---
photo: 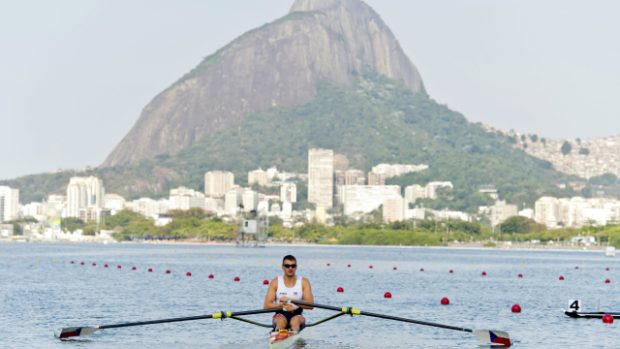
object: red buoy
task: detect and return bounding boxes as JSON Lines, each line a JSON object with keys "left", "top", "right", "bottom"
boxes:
{"left": 104, "top": 264, "right": 109, "bottom": 268}
{"left": 186, "top": 272, "right": 192, "bottom": 277}
{"left": 440, "top": 297, "right": 450, "bottom": 305}
{"left": 70, "top": 261, "right": 75, "bottom": 264}
{"left": 393, "top": 267, "right": 397, "bottom": 271}
{"left": 511, "top": 304, "right": 522, "bottom": 313}
{"left": 481, "top": 271, "right": 487, "bottom": 276}
{"left": 602, "top": 314, "right": 614, "bottom": 324}
{"left": 337, "top": 287, "right": 344, "bottom": 293}
{"left": 575, "top": 266, "right": 579, "bottom": 270}
{"left": 517, "top": 273, "right": 523, "bottom": 278}
{"left": 208, "top": 274, "right": 214, "bottom": 279}
{"left": 234, "top": 276, "right": 240, "bottom": 282}
{"left": 165, "top": 269, "right": 171, "bottom": 274}
{"left": 80, "top": 261, "right": 85, "bottom": 265}
{"left": 92, "top": 262, "right": 96, "bottom": 266}
{"left": 148, "top": 268, "right": 153, "bottom": 273}
{"left": 449, "top": 269, "right": 454, "bottom": 273}
{"left": 559, "top": 275, "right": 565, "bottom": 281}
{"left": 606, "top": 267, "right": 611, "bottom": 271}
{"left": 369, "top": 265, "right": 373, "bottom": 269}
{"left": 605, "top": 278, "right": 611, "bottom": 284}
{"left": 347, "top": 264, "right": 351, "bottom": 268}
{"left": 327, "top": 263, "right": 331, "bottom": 267}
{"left": 263, "top": 279, "right": 269, "bottom": 285}
{"left": 131, "top": 266, "right": 137, "bottom": 270}
{"left": 420, "top": 268, "right": 425, "bottom": 272}
{"left": 117, "top": 265, "right": 122, "bottom": 269}
{"left": 384, "top": 292, "right": 392, "bottom": 299}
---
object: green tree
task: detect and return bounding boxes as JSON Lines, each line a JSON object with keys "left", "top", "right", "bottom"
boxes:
{"left": 561, "top": 141, "right": 572, "bottom": 155}
{"left": 497, "top": 216, "right": 545, "bottom": 234}
{"left": 61, "top": 218, "right": 84, "bottom": 233}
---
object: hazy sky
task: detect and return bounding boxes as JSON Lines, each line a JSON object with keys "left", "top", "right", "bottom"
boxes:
{"left": 1, "top": 0, "right": 619, "bottom": 180}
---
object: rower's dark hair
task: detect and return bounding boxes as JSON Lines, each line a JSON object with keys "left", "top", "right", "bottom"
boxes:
{"left": 282, "top": 255, "right": 297, "bottom": 264}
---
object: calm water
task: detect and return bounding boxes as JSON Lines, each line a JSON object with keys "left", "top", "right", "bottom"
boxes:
{"left": 1, "top": 242, "right": 619, "bottom": 348}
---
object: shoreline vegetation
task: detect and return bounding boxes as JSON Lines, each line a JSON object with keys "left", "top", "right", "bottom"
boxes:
{"left": 42, "top": 209, "right": 620, "bottom": 250}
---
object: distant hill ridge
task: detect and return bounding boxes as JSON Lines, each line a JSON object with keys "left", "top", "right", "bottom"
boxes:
{"left": 486, "top": 125, "right": 620, "bottom": 179}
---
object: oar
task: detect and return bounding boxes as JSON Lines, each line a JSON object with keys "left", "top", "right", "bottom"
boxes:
{"left": 292, "top": 300, "right": 511, "bottom": 347}
{"left": 56, "top": 308, "right": 279, "bottom": 339}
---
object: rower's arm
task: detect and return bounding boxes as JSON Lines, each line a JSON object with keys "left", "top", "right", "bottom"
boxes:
{"left": 300, "top": 278, "right": 314, "bottom": 310}
{"left": 263, "top": 278, "right": 281, "bottom": 309}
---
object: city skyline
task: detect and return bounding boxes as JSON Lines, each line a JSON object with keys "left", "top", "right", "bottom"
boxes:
{"left": 2, "top": 0, "right": 619, "bottom": 180}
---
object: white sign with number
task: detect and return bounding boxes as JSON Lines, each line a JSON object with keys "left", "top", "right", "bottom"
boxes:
{"left": 567, "top": 299, "right": 581, "bottom": 312}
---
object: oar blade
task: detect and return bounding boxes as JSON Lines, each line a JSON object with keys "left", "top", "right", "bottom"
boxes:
{"left": 473, "top": 329, "right": 511, "bottom": 347}
{"left": 56, "top": 326, "right": 98, "bottom": 339}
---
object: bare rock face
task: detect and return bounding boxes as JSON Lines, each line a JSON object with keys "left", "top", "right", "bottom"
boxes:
{"left": 101, "top": 0, "right": 425, "bottom": 167}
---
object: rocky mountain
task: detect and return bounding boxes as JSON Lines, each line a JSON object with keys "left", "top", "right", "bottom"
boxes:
{"left": 102, "top": 0, "right": 425, "bottom": 167}
{"left": 3, "top": 0, "right": 582, "bottom": 208}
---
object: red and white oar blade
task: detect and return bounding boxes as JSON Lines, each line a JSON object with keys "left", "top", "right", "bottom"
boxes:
{"left": 473, "top": 329, "right": 511, "bottom": 347}
{"left": 56, "top": 326, "right": 98, "bottom": 339}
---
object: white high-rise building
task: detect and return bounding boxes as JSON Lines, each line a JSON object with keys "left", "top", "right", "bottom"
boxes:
{"left": 280, "top": 183, "right": 297, "bottom": 203}
{"left": 534, "top": 197, "right": 559, "bottom": 228}
{"left": 383, "top": 197, "right": 405, "bottom": 223}
{"left": 308, "top": 149, "right": 334, "bottom": 209}
{"left": 224, "top": 189, "right": 243, "bottom": 215}
{"left": 169, "top": 187, "right": 205, "bottom": 211}
{"left": 248, "top": 169, "right": 270, "bottom": 187}
{"left": 0, "top": 186, "right": 19, "bottom": 223}
{"left": 130, "top": 198, "right": 169, "bottom": 218}
{"left": 490, "top": 200, "right": 518, "bottom": 227}
{"left": 66, "top": 177, "right": 104, "bottom": 220}
{"left": 204, "top": 171, "right": 235, "bottom": 198}
{"left": 342, "top": 185, "right": 401, "bottom": 216}
{"left": 404, "top": 185, "right": 426, "bottom": 205}
{"left": 242, "top": 189, "right": 259, "bottom": 212}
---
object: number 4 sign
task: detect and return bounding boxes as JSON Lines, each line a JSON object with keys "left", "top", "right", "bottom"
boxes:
{"left": 567, "top": 299, "right": 581, "bottom": 312}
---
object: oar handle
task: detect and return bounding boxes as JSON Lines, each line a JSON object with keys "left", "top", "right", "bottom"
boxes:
{"left": 292, "top": 300, "right": 473, "bottom": 333}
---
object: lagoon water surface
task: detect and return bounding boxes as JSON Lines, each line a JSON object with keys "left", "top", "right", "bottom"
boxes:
{"left": 1, "top": 242, "right": 618, "bottom": 348}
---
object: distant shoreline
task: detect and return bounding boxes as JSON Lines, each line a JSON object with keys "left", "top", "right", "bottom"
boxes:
{"left": 0, "top": 238, "right": 613, "bottom": 254}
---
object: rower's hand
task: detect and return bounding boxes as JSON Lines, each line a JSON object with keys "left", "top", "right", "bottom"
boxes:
{"left": 282, "top": 303, "right": 296, "bottom": 312}
{"left": 279, "top": 296, "right": 290, "bottom": 304}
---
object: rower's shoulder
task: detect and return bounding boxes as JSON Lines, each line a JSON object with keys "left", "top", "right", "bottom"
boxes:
{"left": 301, "top": 276, "right": 312, "bottom": 285}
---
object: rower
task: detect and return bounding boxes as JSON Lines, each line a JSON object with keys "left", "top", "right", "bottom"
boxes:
{"left": 263, "top": 255, "right": 314, "bottom": 332}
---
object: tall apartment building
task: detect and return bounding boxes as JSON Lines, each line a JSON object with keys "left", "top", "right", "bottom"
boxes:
{"left": 367, "top": 171, "right": 385, "bottom": 185}
{"left": 0, "top": 186, "right": 19, "bottom": 223}
{"left": 280, "top": 182, "right": 297, "bottom": 203}
{"left": 383, "top": 197, "right": 405, "bottom": 223}
{"left": 404, "top": 185, "right": 426, "bottom": 205}
{"left": 248, "top": 169, "right": 270, "bottom": 187}
{"left": 308, "top": 148, "right": 334, "bottom": 209}
{"left": 66, "top": 177, "right": 104, "bottom": 221}
{"left": 489, "top": 200, "right": 518, "bottom": 227}
{"left": 204, "top": 171, "right": 235, "bottom": 198}
{"left": 534, "top": 197, "right": 559, "bottom": 228}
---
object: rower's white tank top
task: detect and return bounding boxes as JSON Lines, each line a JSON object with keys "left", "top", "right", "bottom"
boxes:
{"left": 276, "top": 275, "right": 303, "bottom": 307}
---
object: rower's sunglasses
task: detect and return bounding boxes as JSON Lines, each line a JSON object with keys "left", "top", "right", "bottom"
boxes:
{"left": 283, "top": 264, "right": 297, "bottom": 269}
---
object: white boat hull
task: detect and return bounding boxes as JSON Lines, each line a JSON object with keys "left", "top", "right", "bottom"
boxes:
{"left": 269, "top": 330, "right": 303, "bottom": 349}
